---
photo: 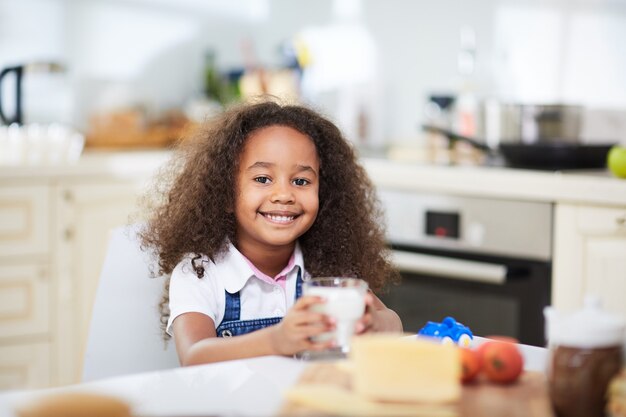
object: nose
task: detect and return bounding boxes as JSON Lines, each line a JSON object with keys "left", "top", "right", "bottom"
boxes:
{"left": 270, "top": 180, "right": 295, "bottom": 204}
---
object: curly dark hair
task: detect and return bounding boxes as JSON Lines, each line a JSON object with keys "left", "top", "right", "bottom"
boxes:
{"left": 139, "top": 99, "right": 398, "bottom": 333}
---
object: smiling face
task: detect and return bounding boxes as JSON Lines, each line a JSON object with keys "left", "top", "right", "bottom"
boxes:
{"left": 234, "top": 125, "right": 320, "bottom": 257}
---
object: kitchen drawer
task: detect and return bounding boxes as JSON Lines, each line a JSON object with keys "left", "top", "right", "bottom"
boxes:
{"left": 0, "top": 264, "right": 50, "bottom": 339}
{"left": 0, "top": 185, "right": 50, "bottom": 258}
{"left": 576, "top": 205, "right": 626, "bottom": 234}
{"left": 0, "top": 342, "right": 51, "bottom": 389}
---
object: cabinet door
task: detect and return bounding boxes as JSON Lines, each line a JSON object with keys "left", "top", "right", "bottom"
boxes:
{"left": 553, "top": 204, "right": 626, "bottom": 316}
{"left": 0, "top": 185, "right": 50, "bottom": 258}
{"left": 0, "top": 264, "right": 50, "bottom": 339}
{"left": 0, "top": 342, "right": 51, "bottom": 389}
{"left": 584, "top": 238, "right": 626, "bottom": 314}
{"left": 54, "top": 181, "right": 147, "bottom": 385}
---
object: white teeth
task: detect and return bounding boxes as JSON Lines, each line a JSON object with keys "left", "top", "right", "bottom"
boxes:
{"left": 266, "top": 214, "right": 294, "bottom": 223}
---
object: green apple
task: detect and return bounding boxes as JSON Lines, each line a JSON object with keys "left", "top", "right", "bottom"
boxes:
{"left": 607, "top": 145, "right": 626, "bottom": 178}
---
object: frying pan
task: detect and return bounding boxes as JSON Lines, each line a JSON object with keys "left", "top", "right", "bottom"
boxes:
{"left": 423, "top": 125, "right": 614, "bottom": 170}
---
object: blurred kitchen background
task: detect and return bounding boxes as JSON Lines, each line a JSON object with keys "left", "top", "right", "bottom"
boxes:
{"left": 2, "top": 0, "right": 626, "bottom": 155}
{"left": 2, "top": 0, "right": 626, "bottom": 391}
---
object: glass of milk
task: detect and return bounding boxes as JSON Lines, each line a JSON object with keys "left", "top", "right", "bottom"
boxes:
{"left": 304, "top": 277, "right": 368, "bottom": 353}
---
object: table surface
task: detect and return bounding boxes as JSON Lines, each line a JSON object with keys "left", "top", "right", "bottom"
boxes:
{"left": 0, "top": 339, "right": 549, "bottom": 417}
{"left": 281, "top": 361, "right": 553, "bottom": 417}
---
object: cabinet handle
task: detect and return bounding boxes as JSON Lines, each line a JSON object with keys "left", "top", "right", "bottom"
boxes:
{"left": 64, "top": 227, "right": 74, "bottom": 240}
{"left": 617, "top": 215, "right": 626, "bottom": 227}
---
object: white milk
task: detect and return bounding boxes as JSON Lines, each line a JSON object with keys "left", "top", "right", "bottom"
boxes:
{"left": 306, "top": 287, "right": 366, "bottom": 319}
{"left": 305, "top": 284, "right": 367, "bottom": 349}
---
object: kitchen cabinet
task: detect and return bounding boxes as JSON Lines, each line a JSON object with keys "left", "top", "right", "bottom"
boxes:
{"left": 0, "top": 185, "right": 53, "bottom": 389}
{"left": 53, "top": 181, "right": 147, "bottom": 386}
{"left": 553, "top": 203, "right": 626, "bottom": 317}
{"left": 0, "top": 343, "right": 51, "bottom": 389}
{"left": 0, "top": 171, "right": 153, "bottom": 389}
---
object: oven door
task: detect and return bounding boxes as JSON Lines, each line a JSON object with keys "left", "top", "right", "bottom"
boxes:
{"left": 380, "top": 246, "right": 551, "bottom": 347}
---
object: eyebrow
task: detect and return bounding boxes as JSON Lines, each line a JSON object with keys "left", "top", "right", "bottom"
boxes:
{"left": 247, "top": 161, "right": 318, "bottom": 177}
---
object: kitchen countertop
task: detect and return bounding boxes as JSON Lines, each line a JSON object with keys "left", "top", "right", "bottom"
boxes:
{"left": 0, "top": 150, "right": 171, "bottom": 182}
{"left": 0, "top": 340, "right": 548, "bottom": 417}
{"left": 362, "top": 157, "right": 626, "bottom": 208}
{"left": 1, "top": 149, "right": 625, "bottom": 207}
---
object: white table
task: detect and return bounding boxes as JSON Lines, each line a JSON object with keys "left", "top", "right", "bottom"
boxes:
{"left": 0, "top": 356, "right": 306, "bottom": 417}
{"left": 0, "top": 340, "right": 548, "bottom": 417}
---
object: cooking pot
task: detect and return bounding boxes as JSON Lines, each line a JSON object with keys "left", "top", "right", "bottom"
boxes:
{"left": 482, "top": 102, "right": 584, "bottom": 146}
{"left": 423, "top": 124, "right": 615, "bottom": 170}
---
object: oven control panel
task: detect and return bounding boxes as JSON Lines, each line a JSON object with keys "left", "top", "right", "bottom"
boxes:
{"left": 425, "top": 210, "right": 460, "bottom": 239}
{"left": 378, "top": 188, "right": 553, "bottom": 261}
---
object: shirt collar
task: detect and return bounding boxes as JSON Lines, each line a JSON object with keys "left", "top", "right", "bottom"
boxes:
{"left": 220, "top": 241, "right": 304, "bottom": 294}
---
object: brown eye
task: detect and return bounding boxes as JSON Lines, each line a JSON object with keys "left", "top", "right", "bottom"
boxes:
{"left": 254, "top": 176, "right": 270, "bottom": 184}
{"left": 293, "top": 178, "right": 310, "bottom": 186}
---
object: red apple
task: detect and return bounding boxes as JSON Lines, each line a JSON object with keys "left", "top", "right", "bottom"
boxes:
{"left": 480, "top": 341, "right": 524, "bottom": 384}
{"left": 459, "top": 347, "right": 482, "bottom": 383}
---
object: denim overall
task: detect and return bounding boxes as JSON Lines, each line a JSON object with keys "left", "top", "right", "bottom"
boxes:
{"left": 216, "top": 268, "right": 303, "bottom": 338}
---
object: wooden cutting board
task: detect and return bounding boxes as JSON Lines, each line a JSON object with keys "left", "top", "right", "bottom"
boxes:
{"left": 280, "top": 361, "right": 555, "bottom": 417}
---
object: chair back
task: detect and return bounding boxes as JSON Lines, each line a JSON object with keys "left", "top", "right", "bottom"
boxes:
{"left": 82, "top": 225, "right": 179, "bottom": 382}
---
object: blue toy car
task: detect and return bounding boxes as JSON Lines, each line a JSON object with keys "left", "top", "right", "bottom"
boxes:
{"left": 417, "top": 316, "right": 473, "bottom": 347}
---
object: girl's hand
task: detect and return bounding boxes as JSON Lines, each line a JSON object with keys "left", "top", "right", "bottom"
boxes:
{"left": 269, "top": 295, "right": 335, "bottom": 356}
{"left": 356, "top": 292, "right": 376, "bottom": 334}
{"left": 355, "top": 291, "right": 404, "bottom": 334}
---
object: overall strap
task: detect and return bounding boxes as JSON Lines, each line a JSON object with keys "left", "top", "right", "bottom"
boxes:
{"left": 295, "top": 267, "right": 303, "bottom": 300}
{"left": 222, "top": 288, "right": 241, "bottom": 322}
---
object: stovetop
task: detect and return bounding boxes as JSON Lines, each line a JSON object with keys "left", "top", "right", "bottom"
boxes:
{"left": 360, "top": 145, "right": 611, "bottom": 175}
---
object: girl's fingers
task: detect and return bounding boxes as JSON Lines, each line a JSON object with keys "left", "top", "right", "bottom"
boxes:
{"left": 364, "top": 292, "right": 374, "bottom": 307}
{"left": 306, "top": 338, "right": 336, "bottom": 352}
{"left": 306, "top": 320, "right": 335, "bottom": 336}
{"left": 284, "top": 313, "right": 334, "bottom": 340}
{"left": 356, "top": 312, "right": 373, "bottom": 333}
{"left": 293, "top": 295, "right": 325, "bottom": 310}
{"left": 291, "top": 311, "right": 334, "bottom": 327}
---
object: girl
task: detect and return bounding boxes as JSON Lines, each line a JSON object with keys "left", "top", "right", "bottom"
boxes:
{"left": 139, "top": 99, "right": 402, "bottom": 365}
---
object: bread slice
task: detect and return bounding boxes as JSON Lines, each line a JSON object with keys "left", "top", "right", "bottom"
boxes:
{"left": 16, "top": 391, "right": 132, "bottom": 417}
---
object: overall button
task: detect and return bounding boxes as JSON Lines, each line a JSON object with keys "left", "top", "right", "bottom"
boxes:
{"left": 221, "top": 329, "right": 233, "bottom": 337}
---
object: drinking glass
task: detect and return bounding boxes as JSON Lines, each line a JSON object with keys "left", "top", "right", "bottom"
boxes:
{"left": 303, "top": 277, "right": 368, "bottom": 354}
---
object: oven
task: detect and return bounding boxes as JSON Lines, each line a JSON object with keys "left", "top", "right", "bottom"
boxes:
{"left": 378, "top": 189, "right": 552, "bottom": 347}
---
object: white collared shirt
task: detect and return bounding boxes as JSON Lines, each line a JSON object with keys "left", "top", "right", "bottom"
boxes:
{"left": 166, "top": 242, "right": 307, "bottom": 335}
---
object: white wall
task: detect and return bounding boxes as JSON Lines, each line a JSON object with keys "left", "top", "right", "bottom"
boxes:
{"left": 0, "top": 0, "right": 70, "bottom": 124}
{"left": 363, "top": 0, "right": 499, "bottom": 142}
{"left": 2, "top": 0, "right": 626, "bottom": 143}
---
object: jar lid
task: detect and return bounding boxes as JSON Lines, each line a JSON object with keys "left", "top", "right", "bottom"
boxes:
{"left": 545, "top": 295, "right": 626, "bottom": 348}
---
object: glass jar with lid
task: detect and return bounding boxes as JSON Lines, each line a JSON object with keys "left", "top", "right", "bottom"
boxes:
{"left": 544, "top": 296, "right": 625, "bottom": 417}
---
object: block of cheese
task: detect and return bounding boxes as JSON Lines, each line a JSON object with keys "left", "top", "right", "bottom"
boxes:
{"left": 351, "top": 334, "right": 461, "bottom": 403}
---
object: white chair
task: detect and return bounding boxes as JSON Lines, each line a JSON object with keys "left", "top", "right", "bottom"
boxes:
{"left": 82, "top": 224, "right": 179, "bottom": 382}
